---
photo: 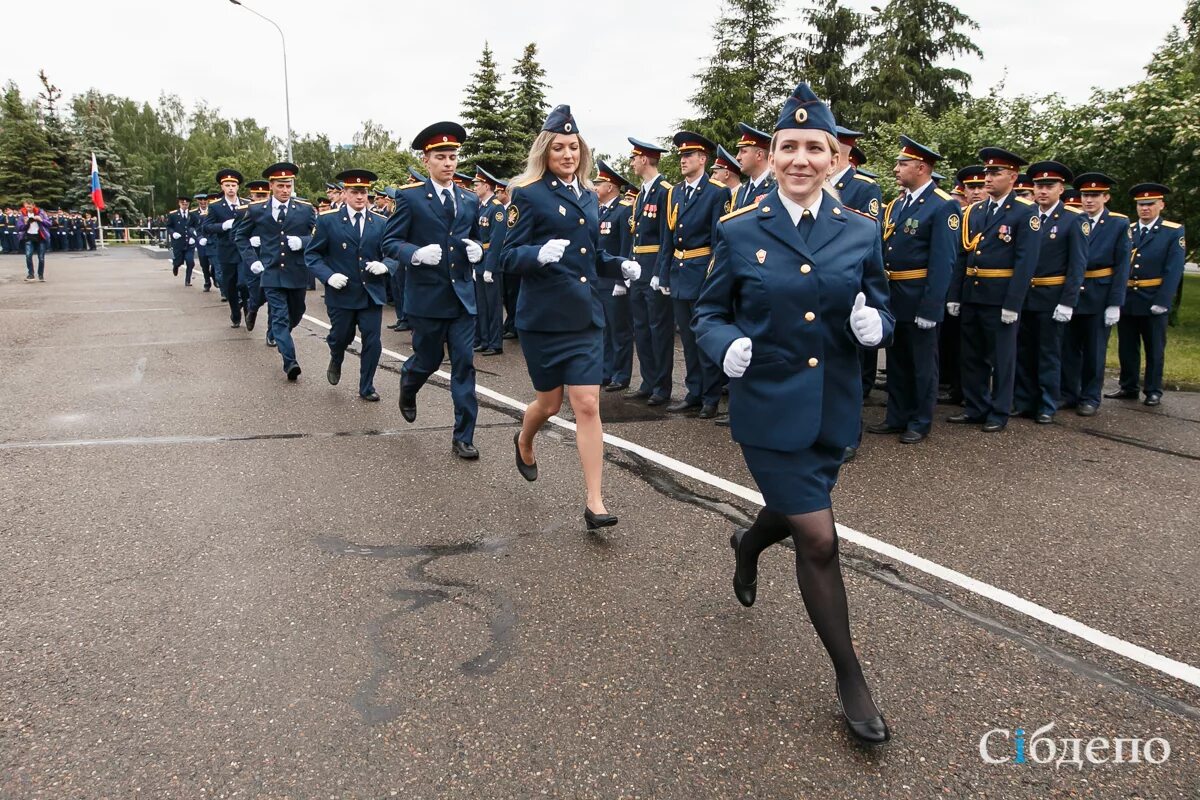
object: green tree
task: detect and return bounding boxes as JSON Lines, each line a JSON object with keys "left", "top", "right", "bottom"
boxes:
{"left": 854, "top": 0, "right": 982, "bottom": 128}
{"left": 0, "top": 82, "right": 65, "bottom": 206}
{"left": 461, "top": 42, "right": 521, "bottom": 177}
{"left": 65, "top": 91, "right": 145, "bottom": 219}
{"left": 796, "top": 0, "right": 864, "bottom": 117}
{"left": 507, "top": 43, "right": 550, "bottom": 157}
{"left": 679, "top": 0, "right": 794, "bottom": 148}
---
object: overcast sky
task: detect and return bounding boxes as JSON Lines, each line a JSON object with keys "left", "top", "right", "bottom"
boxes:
{"left": 0, "top": 0, "right": 1188, "bottom": 168}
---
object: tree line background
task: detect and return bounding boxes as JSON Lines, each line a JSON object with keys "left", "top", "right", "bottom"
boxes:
{"left": 2, "top": 0, "right": 1199, "bottom": 250}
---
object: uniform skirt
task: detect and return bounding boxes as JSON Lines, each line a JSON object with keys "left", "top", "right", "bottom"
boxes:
{"left": 519, "top": 325, "right": 604, "bottom": 392}
{"left": 740, "top": 441, "right": 845, "bottom": 515}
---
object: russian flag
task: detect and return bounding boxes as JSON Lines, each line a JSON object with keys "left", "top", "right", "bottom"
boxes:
{"left": 90, "top": 153, "right": 105, "bottom": 211}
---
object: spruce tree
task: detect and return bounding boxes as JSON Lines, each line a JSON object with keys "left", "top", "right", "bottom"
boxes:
{"left": 507, "top": 43, "right": 550, "bottom": 161}
{"left": 678, "top": 0, "right": 793, "bottom": 150}
{"left": 0, "top": 82, "right": 65, "bottom": 207}
{"left": 64, "top": 91, "right": 144, "bottom": 219}
{"left": 796, "top": 0, "right": 864, "bottom": 117}
{"left": 461, "top": 42, "right": 521, "bottom": 177}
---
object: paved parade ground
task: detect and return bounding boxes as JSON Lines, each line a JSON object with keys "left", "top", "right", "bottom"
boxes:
{"left": 2, "top": 249, "right": 1198, "bottom": 798}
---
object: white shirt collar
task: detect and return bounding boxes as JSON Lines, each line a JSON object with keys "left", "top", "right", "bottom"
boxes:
{"left": 778, "top": 190, "right": 823, "bottom": 227}
{"left": 1038, "top": 201, "right": 1060, "bottom": 217}
{"left": 563, "top": 177, "right": 581, "bottom": 195}
{"left": 1142, "top": 217, "right": 1159, "bottom": 229}
{"left": 641, "top": 173, "right": 660, "bottom": 195}
{"left": 988, "top": 193, "right": 1011, "bottom": 209}
{"left": 684, "top": 175, "right": 702, "bottom": 191}
{"left": 831, "top": 165, "right": 853, "bottom": 186}
{"left": 906, "top": 180, "right": 934, "bottom": 202}
{"left": 271, "top": 197, "right": 288, "bottom": 213}
{"left": 431, "top": 178, "right": 454, "bottom": 196}
{"left": 746, "top": 167, "right": 769, "bottom": 189}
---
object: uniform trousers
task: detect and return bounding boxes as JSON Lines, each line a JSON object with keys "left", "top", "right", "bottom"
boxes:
{"left": 1116, "top": 313, "right": 1168, "bottom": 396}
{"left": 263, "top": 287, "right": 306, "bottom": 374}
{"left": 328, "top": 304, "right": 383, "bottom": 397}
{"left": 960, "top": 303, "right": 1019, "bottom": 426}
{"left": 883, "top": 322, "right": 940, "bottom": 434}
{"left": 600, "top": 284, "right": 633, "bottom": 385}
{"left": 673, "top": 297, "right": 721, "bottom": 406}
{"left": 1060, "top": 312, "right": 1108, "bottom": 407}
{"left": 401, "top": 312, "right": 478, "bottom": 444}
{"left": 1013, "top": 310, "right": 1065, "bottom": 416}
{"left": 628, "top": 281, "right": 674, "bottom": 398}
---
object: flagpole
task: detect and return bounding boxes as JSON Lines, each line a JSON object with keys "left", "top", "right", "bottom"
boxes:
{"left": 90, "top": 152, "right": 107, "bottom": 249}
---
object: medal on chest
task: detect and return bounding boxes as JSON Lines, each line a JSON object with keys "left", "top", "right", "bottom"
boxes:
{"left": 998, "top": 224, "right": 1011, "bottom": 243}
{"left": 904, "top": 218, "right": 920, "bottom": 235}
{"left": 600, "top": 221, "right": 611, "bottom": 235}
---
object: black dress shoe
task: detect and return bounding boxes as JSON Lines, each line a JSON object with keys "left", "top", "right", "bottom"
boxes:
{"left": 452, "top": 440, "right": 479, "bottom": 460}
{"left": 698, "top": 404, "right": 718, "bottom": 419}
{"left": 666, "top": 399, "right": 701, "bottom": 413}
{"left": 473, "top": 345, "right": 486, "bottom": 352}
{"left": 327, "top": 359, "right": 341, "bottom": 386}
{"left": 286, "top": 365, "right": 302, "bottom": 382}
{"left": 646, "top": 394, "right": 668, "bottom": 407}
{"left": 184, "top": 281, "right": 192, "bottom": 287}
{"left": 1104, "top": 389, "right": 1139, "bottom": 400}
{"left": 361, "top": 392, "right": 380, "bottom": 402}
{"left": 1144, "top": 393, "right": 1162, "bottom": 407}
{"left": 946, "top": 413, "right": 984, "bottom": 424}
{"left": 1060, "top": 400, "right": 1078, "bottom": 410}
{"left": 1035, "top": 413, "right": 1054, "bottom": 424}
{"left": 843, "top": 446, "right": 857, "bottom": 461}
{"left": 936, "top": 393, "right": 964, "bottom": 405}
{"left": 230, "top": 320, "right": 241, "bottom": 329}
{"left": 584, "top": 507, "right": 618, "bottom": 530}
{"left": 386, "top": 321, "right": 400, "bottom": 330}
{"left": 1076, "top": 403, "right": 1097, "bottom": 417}
{"left": 399, "top": 387, "right": 417, "bottom": 422}
{"left": 396, "top": 322, "right": 411, "bottom": 332}
{"left": 899, "top": 430, "right": 926, "bottom": 444}
{"left": 729, "top": 528, "right": 757, "bottom": 607}
{"left": 482, "top": 348, "right": 503, "bottom": 356}
{"left": 714, "top": 413, "right": 730, "bottom": 427}
{"left": 866, "top": 423, "right": 905, "bottom": 435}
{"left": 172, "top": 266, "right": 179, "bottom": 276}
{"left": 501, "top": 331, "right": 517, "bottom": 340}
{"left": 604, "top": 382, "right": 629, "bottom": 393}
{"left": 203, "top": 286, "right": 211, "bottom": 292}
{"left": 625, "top": 388, "right": 651, "bottom": 400}
{"left": 836, "top": 682, "right": 891, "bottom": 745}
{"left": 245, "top": 309, "right": 257, "bottom": 332}
{"left": 514, "top": 432, "right": 538, "bottom": 481}
{"left": 981, "top": 421, "right": 1006, "bottom": 433}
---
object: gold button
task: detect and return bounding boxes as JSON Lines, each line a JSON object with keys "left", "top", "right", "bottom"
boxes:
{"left": 580, "top": 276, "right": 587, "bottom": 283}
{"left": 808, "top": 357, "right": 819, "bottom": 368}
{"left": 580, "top": 247, "right": 587, "bottom": 254}
{"left": 800, "top": 264, "right": 811, "bottom": 274}
{"left": 579, "top": 218, "right": 585, "bottom": 225}
{"left": 804, "top": 312, "right": 815, "bottom": 322}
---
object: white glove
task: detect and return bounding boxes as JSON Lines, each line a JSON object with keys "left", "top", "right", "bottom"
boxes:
{"left": 612, "top": 283, "right": 628, "bottom": 297}
{"left": 1104, "top": 306, "right": 1121, "bottom": 327}
{"left": 1000, "top": 309, "right": 1019, "bottom": 324}
{"left": 621, "top": 260, "right": 641, "bottom": 281}
{"left": 327, "top": 273, "right": 349, "bottom": 289}
{"left": 946, "top": 302, "right": 961, "bottom": 317}
{"left": 483, "top": 270, "right": 494, "bottom": 284}
{"left": 463, "top": 239, "right": 483, "bottom": 264}
{"left": 199, "top": 237, "right": 207, "bottom": 246}
{"left": 649, "top": 275, "right": 660, "bottom": 291}
{"left": 537, "top": 238, "right": 569, "bottom": 265}
{"left": 850, "top": 292, "right": 883, "bottom": 346}
{"left": 723, "top": 337, "right": 753, "bottom": 378}
{"left": 660, "top": 285, "right": 671, "bottom": 296}
{"left": 1151, "top": 305, "right": 1169, "bottom": 315}
{"left": 221, "top": 219, "right": 234, "bottom": 231}
{"left": 250, "top": 260, "right": 264, "bottom": 275}
{"left": 249, "top": 235, "right": 261, "bottom": 248}
{"left": 915, "top": 316, "right": 937, "bottom": 330}
{"left": 188, "top": 238, "right": 195, "bottom": 245}
{"left": 365, "top": 261, "right": 388, "bottom": 276}
{"left": 172, "top": 232, "right": 181, "bottom": 240}
{"left": 287, "top": 235, "right": 302, "bottom": 252}
{"left": 1052, "top": 304, "right": 1074, "bottom": 323}
{"left": 412, "top": 244, "right": 443, "bottom": 266}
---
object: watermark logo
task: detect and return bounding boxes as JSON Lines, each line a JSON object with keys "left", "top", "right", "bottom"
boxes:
{"left": 980, "top": 723, "right": 1170, "bottom": 770}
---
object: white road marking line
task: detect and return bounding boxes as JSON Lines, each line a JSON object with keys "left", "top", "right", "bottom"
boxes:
{"left": 299, "top": 311, "right": 1200, "bottom": 689}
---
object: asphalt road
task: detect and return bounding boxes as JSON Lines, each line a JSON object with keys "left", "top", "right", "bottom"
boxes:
{"left": 2, "top": 249, "right": 1197, "bottom": 799}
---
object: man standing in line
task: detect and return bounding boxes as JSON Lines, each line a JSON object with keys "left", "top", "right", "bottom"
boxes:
{"left": 732, "top": 123, "right": 775, "bottom": 210}
{"left": 595, "top": 160, "right": 635, "bottom": 390}
{"left": 472, "top": 166, "right": 507, "bottom": 356}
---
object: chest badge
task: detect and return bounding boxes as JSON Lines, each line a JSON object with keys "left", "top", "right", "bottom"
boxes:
{"left": 998, "top": 224, "right": 1012, "bottom": 243}
{"left": 756, "top": 249, "right": 766, "bottom": 264}
{"left": 904, "top": 218, "right": 920, "bottom": 234}
{"left": 1049, "top": 225, "right": 1058, "bottom": 240}
{"left": 558, "top": 205, "right": 566, "bottom": 216}
{"left": 342, "top": 242, "right": 347, "bottom": 250}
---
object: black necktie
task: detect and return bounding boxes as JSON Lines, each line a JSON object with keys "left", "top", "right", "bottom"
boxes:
{"left": 353, "top": 211, "right": 362, "bottom": 237}
{"left": 277, "top": 204, "right": 287, "bottom": 224}
{"left": 441, "top": 190, "right": 454, "bottom": 224}
{"left": 685, "top": 185, "right": 695, "bottom": 204}
{"left": 899, "top": 194, "right": 913, "bottom": 217}
{"left": 797, "top": 209, "right": 814, "bottom": 242}
{"left": 1039, "top": 212, "right": 1048, "bottom": 227}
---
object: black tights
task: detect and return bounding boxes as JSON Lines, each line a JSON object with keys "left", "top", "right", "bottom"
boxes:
{"left": 741, "top": 507, "right": 879, "bottom": 720}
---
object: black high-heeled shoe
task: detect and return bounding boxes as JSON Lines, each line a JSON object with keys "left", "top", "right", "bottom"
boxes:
{"left": 514, "top": 432, "right": 537, "bottom": 481}
{"left": 584, "top": 507, "right": 618, "bottom": 530}
{"left": 836, "top": 681, "right": 891, "bottom": 745}
{"left": 729, "top": 527, "right": 757, "bottom": 607}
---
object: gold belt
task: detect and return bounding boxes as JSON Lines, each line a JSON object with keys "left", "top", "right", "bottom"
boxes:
{"left": 1030, "top": 275, "right": 1066, "bottom": 287}
{"left": 965, "top": 267, "right": 1014, "bottom": 278}
{"left": 1128, "top": 277, "right": 1163, "bottom": 288}
{"left": 1084, "top": 268, "right": 1114, "bottom": 279}
{"left": 885, "top": 268, "right": 928, "bottom": 281}
{"left": 632, "top": 245, "right": 660, "bottom": 254}
{"left": 673, "top": 246, "right": 713, "bottom": 260}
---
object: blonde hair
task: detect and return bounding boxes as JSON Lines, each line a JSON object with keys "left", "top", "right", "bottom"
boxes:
{"left": 511, "top": 131, "right": 595, "bottom": 191}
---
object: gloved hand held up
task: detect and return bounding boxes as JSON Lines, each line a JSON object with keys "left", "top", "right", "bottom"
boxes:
{"left": 850, "top": 292, "right": 883, "bottom": 346}
{"left": 723, "top": 337, "right": 753, "bottom": 378}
